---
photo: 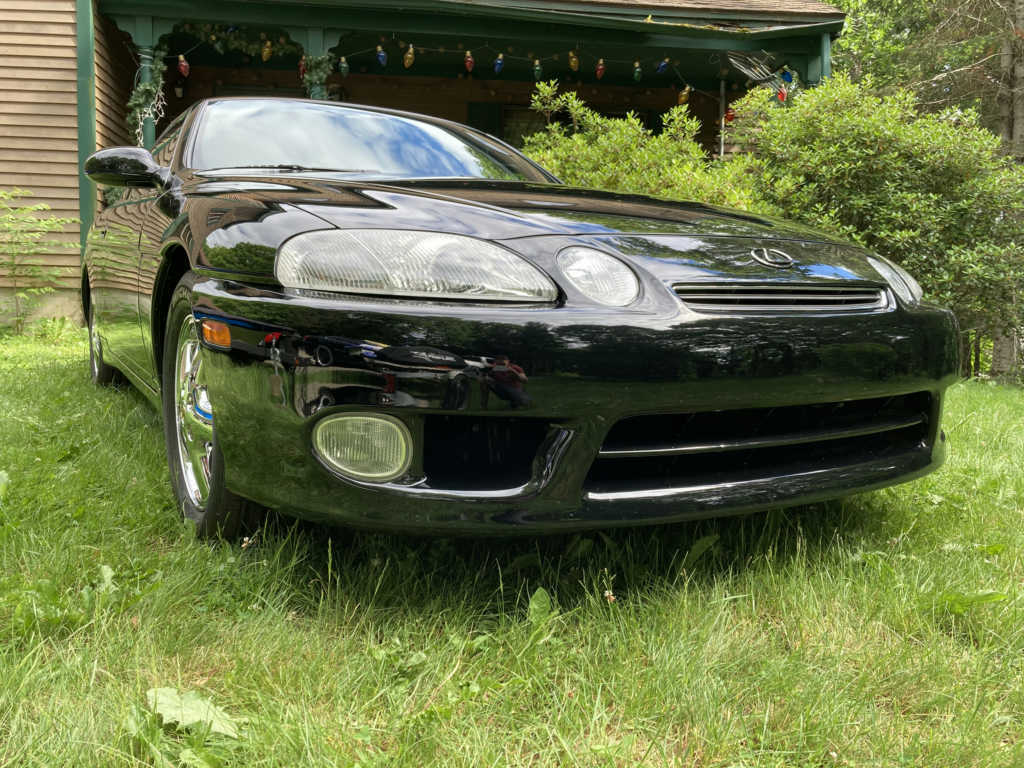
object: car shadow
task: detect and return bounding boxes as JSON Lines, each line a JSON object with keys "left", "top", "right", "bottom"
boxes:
{"left": 245, "top": 493, "right": 896, "bottom": 616}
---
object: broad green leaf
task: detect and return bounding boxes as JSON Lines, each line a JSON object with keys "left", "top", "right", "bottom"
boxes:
{"left": 146, "top": 687, "right": 240, "bottom": 739}
{"left": 527, "top": 587, "right": 553, "bottom": 628}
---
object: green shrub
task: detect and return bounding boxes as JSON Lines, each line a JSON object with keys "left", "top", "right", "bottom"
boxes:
{"left": 728, "top": 75, "right": 1024, "bottom": 335}
{"left": 522, "top": 81, "right": 770, "bottom": 213}
{"left": 0, "top": 188, "right": 76, "bottom": 333}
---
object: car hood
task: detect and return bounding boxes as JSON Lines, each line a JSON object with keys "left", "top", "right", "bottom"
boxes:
{"left": 187, "top": 175, "right": 845, "bottom": 244}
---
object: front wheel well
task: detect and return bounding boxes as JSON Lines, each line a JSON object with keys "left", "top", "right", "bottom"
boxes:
{"left": 152, "top": 247, "right": 191, "bottom": 383}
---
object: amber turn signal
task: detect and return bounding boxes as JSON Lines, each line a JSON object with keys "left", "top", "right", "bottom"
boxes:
{"left": 201, "top": 318, "right": 231, "bottom": 348}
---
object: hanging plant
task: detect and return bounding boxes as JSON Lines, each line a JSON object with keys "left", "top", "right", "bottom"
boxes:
{"left": 301, "top": 53, "right": 333, "bottom": 97}
{"left": 125, "top": 45, "right": 168, "bottom": 146}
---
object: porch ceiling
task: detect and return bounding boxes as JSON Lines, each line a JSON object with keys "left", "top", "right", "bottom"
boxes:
{"left": 98, "top": 0, "right": 845, "bottom": 49}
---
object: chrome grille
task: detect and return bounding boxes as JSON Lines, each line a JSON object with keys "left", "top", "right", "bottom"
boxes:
{"left": 673, "top": 283, "right": 888, "bottom": 313}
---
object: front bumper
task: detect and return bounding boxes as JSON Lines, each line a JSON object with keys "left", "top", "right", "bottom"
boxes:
{"left": 193, "top": 278, "right": 959, "bottom": 534}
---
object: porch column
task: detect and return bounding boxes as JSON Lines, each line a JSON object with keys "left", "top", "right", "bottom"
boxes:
{"left": 75, "top": 0, "right": 96, "bottom": 252}
{"left": 131, "top": 15, "right": 156, "bottom": 148}
{"left": 820, "top": 32, "right": 832, "bottom": 80}
{"left": 138, "top": 46, "right": 155, "bottom": 147}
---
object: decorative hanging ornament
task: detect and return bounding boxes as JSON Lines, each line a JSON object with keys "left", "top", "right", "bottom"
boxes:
{"left": 595, "top": 58, "right": 606, "bottom": 80}
{"left": 777, "top": 87, "right": 787, "bottom": 102}
{"left": 403, "top": 44, "right": 415, "bottom": 69}
{"left": 656, "top": 57, "right": 670, "bottom": 75}
{"left": 725, "top": 107, "right": 736, "bottom": 123}
{"left": 568, "top": 50, "right": 579, "bottom": 72}
{"left": 633, "top": 60, "right": 642, "bottom": 81}
{"left": 533, "top": 59, "right": 543, "bottom": 80}
{"left": 338, "top": 56, "right": 350, "bottom": 77}
{"left": 464, "top": 50, "right": 475, "bottom": 73}
{"left": 493, "top": 52, "right": 504, "bottom": 75}
{"left": 261, "top": 40, "right": 273, "bottom": 62}
{"left": 677, "top": 84, "right": 692, "bottom": 105}
{"left": 376, "top": 45, "right": 387, "bottom": 68}
{"left": 781, "top": 68, "right": 794, "bottom": 83}
{"left": 298, "top": 55, "right": 307, "bottom": 79}
{"left": 177, "top": 54, "right": 190, "bottom": 78}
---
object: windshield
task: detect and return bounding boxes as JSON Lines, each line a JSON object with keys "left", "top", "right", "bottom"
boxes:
{"left": 190, "top": 99, "right": 549, "bottom": 182}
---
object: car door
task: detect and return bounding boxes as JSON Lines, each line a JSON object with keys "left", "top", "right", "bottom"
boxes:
{"left": 85, "top": 187, "right": 148, "bottom": 383}
{"left": 127, "top": 119, "right": 187, "bottom": 388}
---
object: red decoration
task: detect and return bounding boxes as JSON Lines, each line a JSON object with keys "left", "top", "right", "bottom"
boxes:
{"left": 177, "top": 54, "right": 190, "bottom": 78}
{"left": 777, "top": 87, "right": 787, "bottom": 102}
{"left": 464, "top": 50, "right": 475, "bottom": 73}
{"left": 725, "top": 107, "right": 736, "bottom": 123}
{"left": 298, "top": 55, "right": 306, "bottom": 79}
{"left": 595, "top": 58, "right": 606, "bottom": 80}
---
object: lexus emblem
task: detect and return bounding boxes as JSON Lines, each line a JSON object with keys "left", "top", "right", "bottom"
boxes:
{"left": 751, "top": 247, "right": 795, "bottom": 268}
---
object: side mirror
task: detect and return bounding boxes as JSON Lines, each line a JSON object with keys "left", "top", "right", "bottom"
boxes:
{"left": 84, "top": 146, "right": 169, "bottom": 188}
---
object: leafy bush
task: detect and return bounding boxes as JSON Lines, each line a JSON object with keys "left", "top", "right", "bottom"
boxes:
{"left": 522, "top": 81, "right": 770, "bottom": 213}
{"left": 0, "top": 188, "right": 75, "bottom": 333}
{"left": 728, "top": 75, "right": 1024, "bottom": 336}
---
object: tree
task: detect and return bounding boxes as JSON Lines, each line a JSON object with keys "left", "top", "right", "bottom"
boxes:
{"left": 833, "top": 0, "right": 1024, "bottom": 374}
{"left": 834, "top": 0, "right": 1021, "bottom": 157}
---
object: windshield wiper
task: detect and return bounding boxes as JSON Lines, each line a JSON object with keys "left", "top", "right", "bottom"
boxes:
{"left": 204, "top": 164, "right": 374, "bottom": 173}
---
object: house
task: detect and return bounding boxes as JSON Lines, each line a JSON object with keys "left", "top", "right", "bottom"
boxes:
{"left": 0, "top": 0, "right": 843, "bottom": 319}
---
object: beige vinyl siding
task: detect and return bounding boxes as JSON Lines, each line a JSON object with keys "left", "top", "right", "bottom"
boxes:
{"left": 0, "top": 0, "right": 79, "bottom": 288}
{"left": 94, "top": 7, "right": 132, "bottom": 151}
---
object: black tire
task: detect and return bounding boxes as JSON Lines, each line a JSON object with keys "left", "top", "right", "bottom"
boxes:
{"left": 87, "top": 300, "right": 117, "bottom": 385}
{"left": 162, "top": 272, "right": 259, "bottom": 539}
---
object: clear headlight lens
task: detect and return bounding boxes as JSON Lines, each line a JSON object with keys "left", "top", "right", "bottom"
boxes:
{"left": 276, "top": 229, "right": 557, "bottom": 302}
{"left": 556, "top": 247, "right": 639, "bottom": 306}
{"left": 868, "top": 255, "right": 923, "bottom": 305}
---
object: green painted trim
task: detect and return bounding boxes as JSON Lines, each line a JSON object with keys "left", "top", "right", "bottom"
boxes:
{"left": 820, "top": 31, "right": 832, "bottom": 79}
{"left": 75, "top": 0, "right": 96, "bottom": 254}
{"left": 99, "top": 0, "right": 842, "bottom": 45}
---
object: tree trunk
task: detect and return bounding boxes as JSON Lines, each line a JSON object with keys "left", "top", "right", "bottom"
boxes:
{"left": 991, "top": 330, "right": 1021, "bottom": 376}
{"left": 1014, "top": 0, "right": 1024, "bottom": 159}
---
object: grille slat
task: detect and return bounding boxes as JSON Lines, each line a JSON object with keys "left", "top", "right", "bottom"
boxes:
{"left": 586, "top": 392, "right": 933, "bottom": 496}
{"left": 674, "top": 283, "right": 888, "bottom": 314}
{"left": 599, "top": 414, "right": 925, "bottom": 458}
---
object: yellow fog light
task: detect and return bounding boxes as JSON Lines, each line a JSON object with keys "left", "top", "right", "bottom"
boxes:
{"left": 313, "top": 413, "right": 412, "bottom": 483}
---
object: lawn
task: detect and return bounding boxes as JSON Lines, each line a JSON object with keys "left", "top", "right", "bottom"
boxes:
{"left": 0, "top": 324, "right": 1021, "bottom": 767}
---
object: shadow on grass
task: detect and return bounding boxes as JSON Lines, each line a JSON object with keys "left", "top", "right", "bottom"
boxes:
{"left": 241, "top": 494, "right": 893, "bottom": 617}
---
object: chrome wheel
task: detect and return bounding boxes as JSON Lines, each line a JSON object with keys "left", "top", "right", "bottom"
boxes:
{"left": 174, "top": 315, "right": 214, "bottom": 506}
{"left": 89, "top": 316, "right": 101, "bottom": 378}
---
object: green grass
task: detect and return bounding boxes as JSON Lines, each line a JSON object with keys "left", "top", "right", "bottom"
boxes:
{"left": 1, "top": 323, "right": 1022, "bottom": 767}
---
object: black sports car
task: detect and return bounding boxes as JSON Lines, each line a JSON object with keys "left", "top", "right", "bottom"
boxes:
{"left": 83, "top": 97, "right": 959, "bottom": 537}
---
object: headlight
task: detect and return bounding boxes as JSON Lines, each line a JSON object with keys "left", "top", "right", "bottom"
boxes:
{"left": 868, "top": 255, "right": 923, "bottom": 305}
{"left": 277, "top": 230, "right": 557, "bottom": 302}
{"left": 556, "top": 247, "right": 639, "bottom": 306}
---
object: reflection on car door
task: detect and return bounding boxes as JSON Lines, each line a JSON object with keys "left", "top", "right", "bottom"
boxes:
{"left": 86, "top": 188, "right": 147, "bottom": 382}
{"left": 137, "top": 126, "right": 184, "bottom": 388}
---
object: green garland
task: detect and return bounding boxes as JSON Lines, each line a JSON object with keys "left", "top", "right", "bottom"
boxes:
{"left": 302, "top": 54, "right": 333, "bottom": 97}
{"left": 176, "top": 22, "right": 302, "bottom": 59}
{"left": 125, "top": 44, "right": 167, "bottom": 146}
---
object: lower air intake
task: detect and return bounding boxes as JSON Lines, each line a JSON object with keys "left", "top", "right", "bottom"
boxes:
{"left": 586, "top": 392, "right": 933, "bottom": 496}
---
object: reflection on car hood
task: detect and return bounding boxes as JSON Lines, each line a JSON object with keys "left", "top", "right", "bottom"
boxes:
{"left": 187, "top": 175, "right": 846, "bottom": 244}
